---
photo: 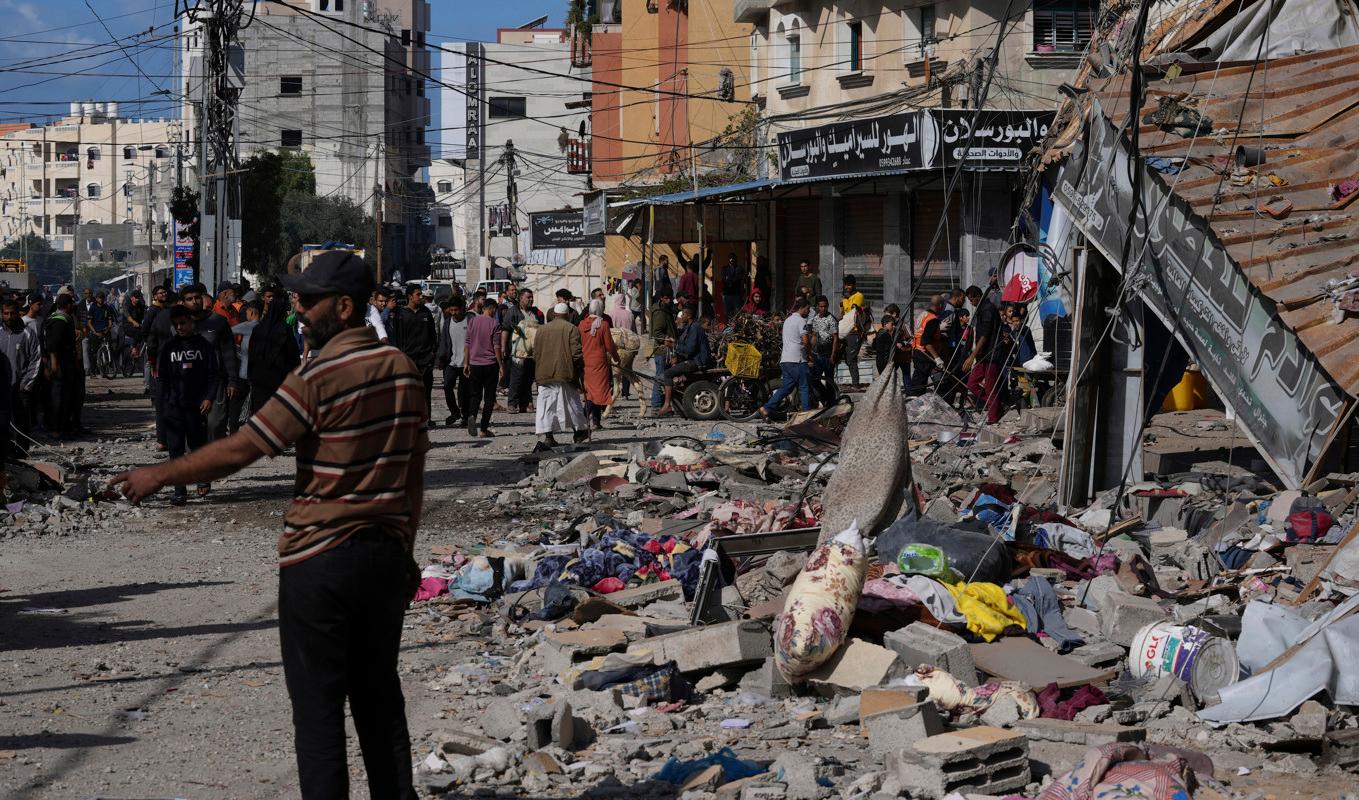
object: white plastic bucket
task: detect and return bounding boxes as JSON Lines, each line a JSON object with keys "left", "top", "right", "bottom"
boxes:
{"left": 1130, "top": 621, "right": 1239, "bottom": 699}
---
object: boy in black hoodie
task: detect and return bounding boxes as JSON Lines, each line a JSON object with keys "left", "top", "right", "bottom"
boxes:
{"left": 157, "top": 305, "right": 219, "bottom": 505}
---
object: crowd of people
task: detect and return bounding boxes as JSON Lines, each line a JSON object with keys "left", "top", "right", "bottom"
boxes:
{"left": 0, "top": 255, "right": 1045, "bottom": 472}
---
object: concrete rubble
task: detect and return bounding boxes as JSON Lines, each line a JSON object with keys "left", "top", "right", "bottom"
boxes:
{"left": 319, "top": 410, "right": 1359, "bottom": 798}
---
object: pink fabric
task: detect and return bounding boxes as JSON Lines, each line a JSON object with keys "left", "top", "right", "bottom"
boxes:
{"left": 610, "top": 294, "right": 634, "bottom": 333}
{"left": 413, "top": 577, "right": 449, "bottom": 602}
{"left": 858, "top": 578, "right": 924, "bottom": 613}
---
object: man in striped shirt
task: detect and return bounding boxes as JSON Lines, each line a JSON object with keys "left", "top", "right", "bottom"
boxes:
{"left": 111, "top": 251, "right": 427, "bottom": 799}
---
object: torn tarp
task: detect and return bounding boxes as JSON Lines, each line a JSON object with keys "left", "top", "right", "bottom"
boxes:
{"left": 1198, "top": 593, "right": 1359, "bottom": 723}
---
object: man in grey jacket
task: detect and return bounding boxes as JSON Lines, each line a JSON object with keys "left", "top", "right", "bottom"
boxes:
{"left": 0, "top": 298, "right": 41, "bottom": 455}
{"left": 435, "top": 296, "right": 470, "bottom": 427}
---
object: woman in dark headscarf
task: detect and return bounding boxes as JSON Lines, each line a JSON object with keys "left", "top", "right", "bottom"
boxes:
{"left": 246, "top": 286, "right": 300, "bottom": 415}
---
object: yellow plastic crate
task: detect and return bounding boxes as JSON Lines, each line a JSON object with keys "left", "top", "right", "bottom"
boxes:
{"left": 725, "top": 342, "right": 763, "bottom": 378}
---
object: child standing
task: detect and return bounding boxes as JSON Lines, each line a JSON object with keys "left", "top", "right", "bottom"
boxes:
{"left": 157, "top": 305, "right": 219, "bottom": 505}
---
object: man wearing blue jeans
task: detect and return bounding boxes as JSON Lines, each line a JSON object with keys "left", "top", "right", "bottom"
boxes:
{"left": 759, "top": 297, "right": 813, "bottom": 418}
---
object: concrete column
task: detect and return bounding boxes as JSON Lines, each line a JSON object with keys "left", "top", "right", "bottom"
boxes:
{"left": 882, "top": 192, "right": 907, "bottom": 309}
{"left": 819, "top": 192, "right": 839, "bottom": 294}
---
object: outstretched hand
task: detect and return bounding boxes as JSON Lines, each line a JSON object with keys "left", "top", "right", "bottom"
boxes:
{"left": 107, "top": 466, "right": 164, "bottom": 505}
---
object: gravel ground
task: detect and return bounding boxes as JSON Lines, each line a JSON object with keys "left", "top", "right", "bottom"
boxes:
{"left": 0, "top": 374, "right": 726, "bottom": 799}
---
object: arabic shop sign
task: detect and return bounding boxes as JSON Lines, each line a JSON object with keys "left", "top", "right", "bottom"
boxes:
{"left": 777, "top": 109, "right": 1054, "bottom": 181}
{"left": 530, "top": 210, "right": 604, "bottom": 249}
{"left": 778, "top": 112, "right": 929, "bottom": 181}
{"left": 1053, "top": 100, "right": 1347, "bottom": 488}
{"left": 934, "top": 110, "right": 1052, "bottom": 169}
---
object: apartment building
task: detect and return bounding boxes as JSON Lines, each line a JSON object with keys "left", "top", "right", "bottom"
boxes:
{"left": 716, "top": 0, "right": 1077, "bottom": 307}
{"left": 580, "top": 0, "right": 756, "bottom": 274}
{"left": 445, "top": 24, "right": 593, "bottom": 285}
{"left": 0, "top": 105, "right": 179, "bottom": 278}
{"left": 182, "top": 0, "right": 431, "bottom": 275}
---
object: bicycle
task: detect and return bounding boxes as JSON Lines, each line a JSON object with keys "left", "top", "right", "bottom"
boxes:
{"left": 93, "top": 332, "right": 127, "bottom": 379}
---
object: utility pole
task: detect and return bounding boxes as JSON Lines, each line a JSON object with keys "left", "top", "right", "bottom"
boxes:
{"left": 504, "top": 140, "right": 519, "bottom": 270}
{"left": 144, "top": 162, "right": 157, "bottom": 292}
{"left": 188, "top": 0, "right": 250, "bottom": 289}
{"left": 374, "top": 138, "right": 384, "bottom": 284}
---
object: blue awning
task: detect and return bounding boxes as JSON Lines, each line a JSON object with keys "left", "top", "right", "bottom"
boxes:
{"left": 615, "top": 178, "right": 776, "bottom": 207}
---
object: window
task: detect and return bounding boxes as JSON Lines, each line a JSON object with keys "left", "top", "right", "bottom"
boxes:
{"left": 317, "top": 0, "right": 343, "bottom": 11}
{"left": 488, "top": 96, "right": 527, "bottom": 118}
{"left": 280, "top": 76, "right": 303, "bottom": 95}
{"left": 436, "top": 181, "right": 452, "bottom": 192}
{"left": 122, "top": 146, "right": 135, "bottom": 160}
{"left": 85, "top": 183, "right": 100, "bottom": 199}
{"left": 905, "top": 6, "right": 937, "bottom": 58}
{"left": 1033, "top": 0, "right": 1096, "bottom": 52}
{"left": 437, "top": 215, "right": 452, "bottom": 227}
{"left": 154, "top": 146, "right": 170, "bottom": 158}
{"left": 86, "top": 146, "right": 101, "bottom": 161}
{"left": 847, "top": 21, "right": 863, "bottom": 71}
{"left": 787, "top": 34, "right": 801, "bottom": 82}
{"left": 281, "top": 129, "right": 303, "bottom": 148}
{"left": 401, "top": 29, "right": 410, "bottom": 46}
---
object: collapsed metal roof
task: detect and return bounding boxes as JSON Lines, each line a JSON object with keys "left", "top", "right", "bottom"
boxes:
{"left": 1045, "top": 1, "right": 1359, "bottom": 487}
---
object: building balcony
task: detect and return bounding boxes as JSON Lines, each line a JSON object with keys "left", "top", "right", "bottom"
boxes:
{"left": 566, "top": 138, "right": 591, "bottom": 174}
{"left": 46, "top": 159, "right": 78, "bottom": 172}
{"left": 733, "top": 0, "right": 771, "bottom": 23}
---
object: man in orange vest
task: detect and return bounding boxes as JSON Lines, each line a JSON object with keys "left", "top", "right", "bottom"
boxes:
{"left": 910, "top": 294, "right": 950, "bottom": 396}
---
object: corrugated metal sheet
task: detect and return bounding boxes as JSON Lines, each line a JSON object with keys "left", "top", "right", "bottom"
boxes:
{"left": 1087, "top": 43, "right": 1359, "bottom": 396}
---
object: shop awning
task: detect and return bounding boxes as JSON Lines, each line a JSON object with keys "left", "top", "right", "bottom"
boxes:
{"left": 100, "top": 272, "right": 136, "bottom": 286}
{"left": 615, "top": 178, "right": 776, "bottom": 208}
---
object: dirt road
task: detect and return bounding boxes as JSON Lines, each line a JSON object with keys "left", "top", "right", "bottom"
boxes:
{"left": 0, "top": 375, "right": 712, "bottom": 798}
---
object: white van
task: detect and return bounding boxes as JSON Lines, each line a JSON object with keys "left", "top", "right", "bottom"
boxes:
{"left": 475, "top": 279, "right": 513, "bottom": 303}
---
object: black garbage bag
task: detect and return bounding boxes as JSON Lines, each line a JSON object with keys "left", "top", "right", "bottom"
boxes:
{"left": 875, "top": 508, "right": 1012, "bottom": 584}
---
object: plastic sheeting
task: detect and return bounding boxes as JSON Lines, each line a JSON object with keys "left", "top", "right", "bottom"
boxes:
{"left": 1195, "top": 0, "right": 1359, "bottom": 60}
{"left": 1198, "top": 593, "right": 1359, "bottom": 723}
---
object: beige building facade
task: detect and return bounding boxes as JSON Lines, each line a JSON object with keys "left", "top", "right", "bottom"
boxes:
{"left": 0, "top": 106, "right": 179, "bottom": 280}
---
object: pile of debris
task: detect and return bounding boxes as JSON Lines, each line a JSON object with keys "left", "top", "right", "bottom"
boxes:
{"left": 1, "top": 443, "right": 146, "bottom": 537}
{"left": 402, "top": 378, "right": 1359, "bottom": 800}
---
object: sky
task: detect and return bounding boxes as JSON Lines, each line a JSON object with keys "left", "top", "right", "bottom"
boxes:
{"left": 0, "top": 0, "right": 562, "bottom": 124}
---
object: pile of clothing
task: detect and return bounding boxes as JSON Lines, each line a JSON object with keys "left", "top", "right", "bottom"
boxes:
{"left": 509, "top": 529, "right": 706, "bottom": 599}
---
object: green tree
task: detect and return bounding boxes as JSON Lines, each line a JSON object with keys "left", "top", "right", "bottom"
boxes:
{"left": 279, "top": 194, "right": 375, "bottom": 272}
{"left": 0, "top": 233, "right": 72, "bottom": 289}
{"left": 240, "top": 150, "right": 318, "bottom": 278}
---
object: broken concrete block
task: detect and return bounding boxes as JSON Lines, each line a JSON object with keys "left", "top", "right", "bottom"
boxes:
{"left": 683, "top": 764, "right": 726, "bottom": 792}
{"left": 436, "top": 730, "right": 504, "bottom": 756}
{"left": 1100, "top": 592, "right": 1170, "bottom": 646}
{"left": 478, "top": 697, "right": 523, "bottom": 741}
{"left": 771, "top": 751, "right": 833, "bottom": 800}
{"left": 1064, "top": 606, "right": 1101, "bottom": 636}
{"left": 883, "top": 623, "right": 978, "bottom": 686}
{"left": 1290, "top": 700, "right": 1328, "bottom": 739}
{"left": 979, "top": 694, "right": 1025, "bottom": 728}
{"left": 606, "top": 579, "right": 683, "bottom": 609}
{"left": 1077, "top": 574, "right": 1120, "bottom": 611}
{"left": 738, "top": 657, "right": 793, "bottom": 699}
{"left": 523, "top": 750, "right": 564, "bottom": 775}
{"left": 1066, "top": 640, "right": 1125, "bottom": 668}
{"left": 864, "top": 701, "right": 945, "bottom": 757}
{"left": 539, "top": 629, "right": 628, "bottom": 675}
{"left": 824, "top": 695, "right": 861, "bottom": 726}
{"left": 526, "top": 701, "right": 571, "bottom": 750}
{"left": 554, "top": 452, "right": 600, "bottom": 485}
{"left": 806, "top": 639, "right": 904, "bottom": 694}
{"left": 1012, "top": 718, "right": 1145, "bottom": 746}
{"left": 739, "top": 785, "right": 788, "bottom": 800}
{"left": 563, "top": 688, "right": 624, "bottom": 722}
{"left": 636, "top": 620, "right": 772, "bottom": 673}
{"left": 888, "top": 727, "right": 1030, "bottom": 799}
{"left": 858, "top": 686, "right": 929, "bottom": 730}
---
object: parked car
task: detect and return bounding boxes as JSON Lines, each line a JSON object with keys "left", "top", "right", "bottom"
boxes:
{"left": 475, "top": 279, "right": 513, "bottom": 303}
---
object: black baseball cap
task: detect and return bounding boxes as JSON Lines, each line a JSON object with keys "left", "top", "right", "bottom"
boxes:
{"left": 281, "top": 251, "right": 376, "bottom": 297}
